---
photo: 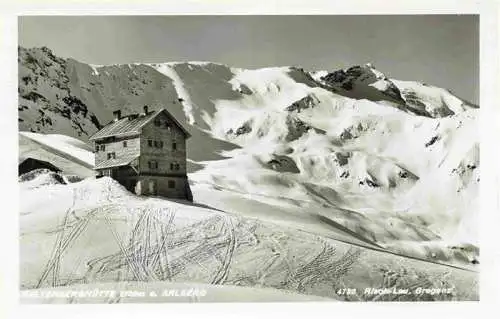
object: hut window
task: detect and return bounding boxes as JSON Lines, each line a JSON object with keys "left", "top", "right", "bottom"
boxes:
{"left": 153, "top": 140, "right": 164, "bottom": 148}
{"left": 148, "top": 160, "right": 158, "bottom": 169}
{"left": 95, "top": 145, "right": 99, "bottom": 152}
{"left": 154, "top": 118, "right": 162, "bottom": 127}
{"left": 107, "top": 152, "right": 116, "bottom": 160}
{"left": 168, "top": 180, "right": 175, "bottom": 188}
{"left": 172, "top": 142, "right": 177, "bottom": 150}
{"left": 123, "top": 141, "right": 128, "bottom": 147}
{"left": 148, "top": 139, "right": 153, "bottom": 147}
{"left": 100, "top": 144, "right": 105, "bottom": 151}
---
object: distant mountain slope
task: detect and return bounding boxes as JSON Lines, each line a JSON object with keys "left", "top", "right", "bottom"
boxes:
{"left": 17, "top": 46, "right": 479, "bottom": 266}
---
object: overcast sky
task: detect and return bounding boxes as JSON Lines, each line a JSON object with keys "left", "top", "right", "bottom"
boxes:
{"left": 19, "top": 15, "right": 479, "bottom": 104}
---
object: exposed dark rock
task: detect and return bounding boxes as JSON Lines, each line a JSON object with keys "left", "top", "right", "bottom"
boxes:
{"left": 21, "top": 91, "right": 48, "bottom": 103}
{"left": 340, "top": 129, "right": 355, "bottom": 140}
{"left": 238, "top": 84, "right": 252, "bottom": 95}
{"left": 335, "top": 152, "right": 351, "bottom": 166}
{"left": 285, "top": 95, "right": 318, "bottom": 113}
{"left": 266, "top": 155, "right": 300, "bottom": 173}
{"left": 425, "top": 136, "right": 440, "bottom": 147}
{"left": 235, "top": 121, "right": 252, "bottom": 136}
{"left": 90, "top": 115, "right": 102, "bottom": 130}
{"left": 341, "top": 81, "right": 354, "bottom": 91}
{"left": 285, "top": 116, "right": 312, "bottom": 142}
{"left": 63, "top": 95, "right": 88, "bottom": 117}
{"left": 365, "top": 179, "right": 380, "bottom": 188}
{"left": 21, "top": 76, "right": 32, "bottom": 86}
{"left": 345, "top": 65, "right": 364, "bottom": 77}
{"left": 24, "top": 53, "right": 37, "bottom": 65}
{"left": 59, "top": 107, "right": 71, "bottom": 119}
{"left": 322, "top": 69, "right": 347, "bottom": 83}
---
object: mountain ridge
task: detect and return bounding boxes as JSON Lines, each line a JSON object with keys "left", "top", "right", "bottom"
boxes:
{"left": 19, "top": 46, "right": 477, "bottom": 128}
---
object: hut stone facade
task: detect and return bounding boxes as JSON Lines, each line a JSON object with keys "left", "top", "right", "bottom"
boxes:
{"left": 89, "top": 106, "right": 192, "bottom": 201}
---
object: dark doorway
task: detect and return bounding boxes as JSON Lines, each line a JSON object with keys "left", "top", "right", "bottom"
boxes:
{"left": 18, "top": 157, "right": 61, "bottom": 175}
{"left": 123, "top": 179, "right": 137, "bottom": 193}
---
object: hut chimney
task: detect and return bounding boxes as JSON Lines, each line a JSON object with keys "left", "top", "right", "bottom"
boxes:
{"left": 143, "top": 105, "right": 149, "bottom": 115}
{"left": 112, "top": 110, "right": 121, "bottom": 121}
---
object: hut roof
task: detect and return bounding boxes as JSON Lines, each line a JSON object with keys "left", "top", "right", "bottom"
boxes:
{"left": 89, "top": 108, "right": 191, "bottom": 141}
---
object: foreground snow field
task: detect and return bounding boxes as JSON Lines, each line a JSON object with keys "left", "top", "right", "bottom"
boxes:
{"left": 20, "top": 174, "right": 478, "bottom": 302}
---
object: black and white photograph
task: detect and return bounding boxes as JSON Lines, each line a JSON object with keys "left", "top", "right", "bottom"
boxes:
{"left": 3, "top": 2, "right": 497, "bottom": 311}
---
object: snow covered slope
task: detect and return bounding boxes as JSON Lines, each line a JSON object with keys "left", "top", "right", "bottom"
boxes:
{"left": 20, "top": 132, "right": 94, "bottom": 167}
{"left": 20, "top": 174, "right": 478, "bottom": 302}
{"left": 18, "top": 46, "right": 480, "bottom": 266}
{"left": 19, "top": 132, "right": 95, "bottom": 177}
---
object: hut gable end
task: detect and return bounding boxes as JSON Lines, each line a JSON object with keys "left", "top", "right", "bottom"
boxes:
{"left": 139, "top": 111, "right": 187, "bottom": 176}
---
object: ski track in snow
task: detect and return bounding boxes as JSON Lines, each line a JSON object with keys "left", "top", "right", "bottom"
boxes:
{"left": 20, "top": 176, "right": 478, "bottom": 302}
